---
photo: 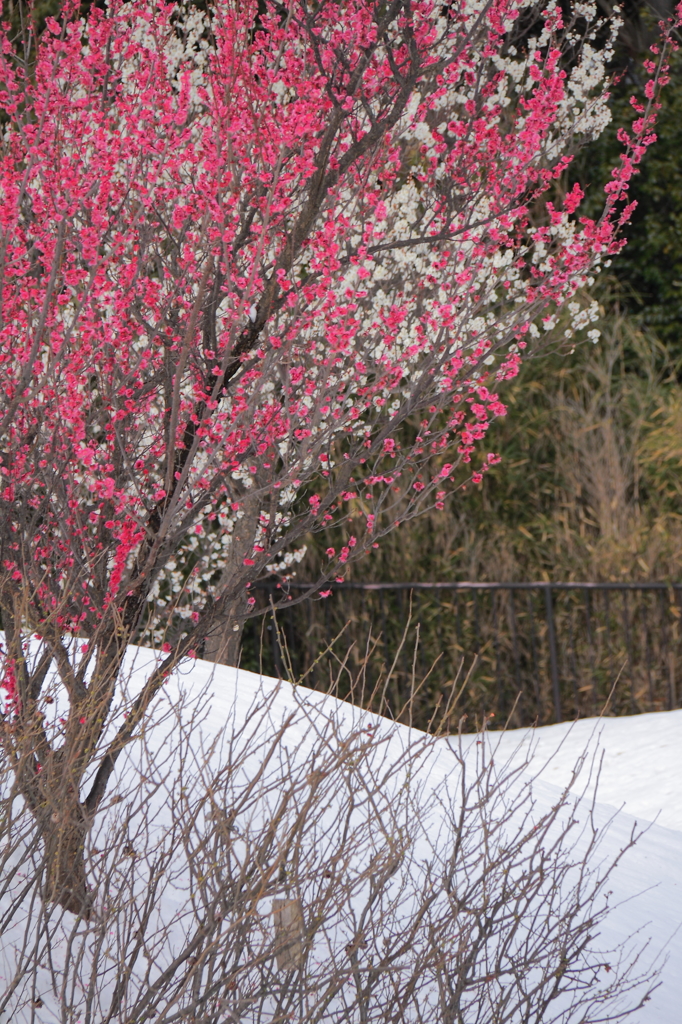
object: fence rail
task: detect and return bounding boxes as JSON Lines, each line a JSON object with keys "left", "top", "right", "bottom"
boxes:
{"left": 240, "top": 581, "right": 682, "bottom": 730}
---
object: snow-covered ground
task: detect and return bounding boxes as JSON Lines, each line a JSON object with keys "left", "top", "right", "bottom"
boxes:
{"left": 185, "top": 657, "right": 682, "bottom": 1024}
{"left": 494, "top": 710, "right": 682, "bottom": 832}
{"left": 157, "top": 652, "right": 682, "bottom": 1024}
{"left": 2, "top": 647, "right": 682, "bottom": 1022}
{"left": 488, "top": 712, "right": 682, "bottom": 1024}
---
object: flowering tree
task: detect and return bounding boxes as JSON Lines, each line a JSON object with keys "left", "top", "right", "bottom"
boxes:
{"left": 0, "top": 0, "right": 676, "bottom": 914}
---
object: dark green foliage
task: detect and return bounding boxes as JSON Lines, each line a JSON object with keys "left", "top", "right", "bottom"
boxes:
{"left": 570, "top": 3, "right": 682, "bottom": 354}
{"left": 614, "top": 53, "right": 682, "bottom": 350}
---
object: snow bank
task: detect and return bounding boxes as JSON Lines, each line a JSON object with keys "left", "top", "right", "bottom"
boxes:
{"left": 1, "top": 647, "right": 681, "bottom": 1022}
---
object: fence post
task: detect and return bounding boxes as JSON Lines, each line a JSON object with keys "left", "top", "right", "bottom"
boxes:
{"left": 544, "top": 584, "right": 562, "bottom": 723}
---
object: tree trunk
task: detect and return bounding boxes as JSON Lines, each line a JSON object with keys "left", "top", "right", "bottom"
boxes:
{"left": 202, "top": 509, "right": 257, "bottom": 666}
{"left": 202, "top": 595, "right": 245, "bottom": 666}
{"left": 40, "top": 809, "right": 92, "bottom": 919}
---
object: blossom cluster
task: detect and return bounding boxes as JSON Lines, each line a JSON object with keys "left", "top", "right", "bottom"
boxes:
{"left": 0, "top": 0, "right": 677, "bottom": 657}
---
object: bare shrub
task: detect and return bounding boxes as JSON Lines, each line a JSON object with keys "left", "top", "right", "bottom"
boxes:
{"left": 0, "top": 651, "right": 659, "bottom": 1023}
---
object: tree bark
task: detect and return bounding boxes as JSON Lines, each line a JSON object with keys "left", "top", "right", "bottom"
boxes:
{"left": 202, "top": 595, "right": 245, "bottom": 666}
{"left": 40, "top": 807, "right": 92, "bottom": 919}
{"left": 201, "top": 503, "right": 257, "bottom": 666}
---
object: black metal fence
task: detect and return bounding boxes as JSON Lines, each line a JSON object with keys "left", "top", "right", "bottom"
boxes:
{"left": 240, "top": 582, "right": 682, "bottom": 729}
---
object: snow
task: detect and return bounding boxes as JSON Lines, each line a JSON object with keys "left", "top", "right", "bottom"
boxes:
{"left": 490, "top": 710, "right": 682, "bottom": 831}
{"left": 2, "top": 646, "right": 682, "bottom": 1022}
{"left": 182, "top": 657, "right": 682, "bottom": 1024}
{"left": 488, "top": 718, "right": 682, "bottom": 1024}
{"left": 137, "top": 650, "right": 682, "bottom": 1024}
